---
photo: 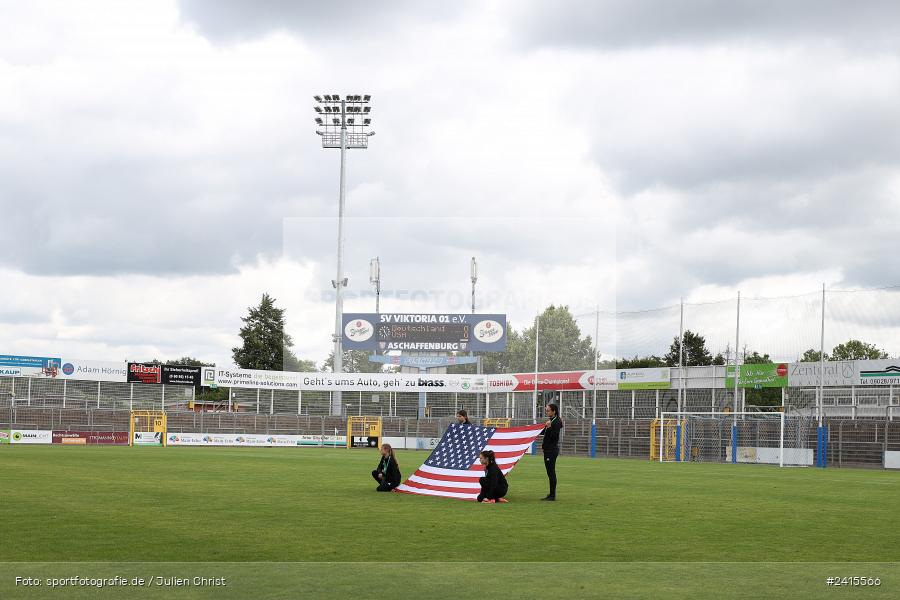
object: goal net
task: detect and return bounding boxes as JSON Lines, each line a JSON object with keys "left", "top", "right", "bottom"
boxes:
{"left": 658, "top": 411, "right": 816, "bottom": 467}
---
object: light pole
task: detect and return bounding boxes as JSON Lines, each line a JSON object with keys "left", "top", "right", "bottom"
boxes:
{"left": 314, "top": 93, "right": 374, "bottom": 416}
{"left": 370, "top": 257, "right": 381, "bottom": 314}
{"left": 470, "top": 257, "right": 477, "bottom": 314}
{"left": 470, "top": 257, "right": 482, "bottom": 407}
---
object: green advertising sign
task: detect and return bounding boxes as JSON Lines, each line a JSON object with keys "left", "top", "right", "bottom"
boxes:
{"left": 725, "top": 364, "right": 788, "bottom": 389}
{"left": 0, "top": 430, "right": 9, "bottom": 444}
{"left": 616, "top": 368, "right": 671, "bottom": 390}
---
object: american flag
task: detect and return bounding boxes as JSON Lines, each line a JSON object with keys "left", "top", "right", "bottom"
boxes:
{"left": 395, "top": 422, "right": 546, "bottom": 501}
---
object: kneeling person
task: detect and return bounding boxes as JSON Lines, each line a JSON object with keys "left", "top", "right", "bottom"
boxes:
{"left": 372, "top": 444, "right": 401, "bottom": 492}
{"left": 477, "top": 450, "right": 508, "bottom": 503}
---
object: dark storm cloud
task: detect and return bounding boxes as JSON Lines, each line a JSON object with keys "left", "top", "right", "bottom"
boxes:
{"left": 512, "top": 0, "right": 900, "bottom": 50}
{"left": 177, "top": 0, "right": 466, "bottom": 43}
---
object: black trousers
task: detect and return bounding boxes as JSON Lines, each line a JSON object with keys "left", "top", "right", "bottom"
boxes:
{"left": 476, "top": 477, "right": 508, "bottom": 502}
{"left": 372, "top": 470, "right": 396, "bottom": 492}
{"left": 543, "top": 448, "right": 559, "bottom": 497}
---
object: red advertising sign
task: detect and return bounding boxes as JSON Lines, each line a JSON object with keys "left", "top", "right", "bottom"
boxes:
{"left": 52, "top": 431, "right": 129, "bottom": 445}
{"left": 512, "top": 371, "right": 588, "bottom": 392}
{"left": 128, "top": 363, "right": 162, "bottom": 384}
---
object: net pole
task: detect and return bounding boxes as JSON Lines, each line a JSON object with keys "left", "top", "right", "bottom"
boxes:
{"left": 817, "top": 283, "right": 826, "bottom": 467}
{"left": 678, "top": 298, "right": 684, "bottom": 415}
{"left": 659, "top": 413, "right": 664, "bottom": 463}
{"left": 779, "top": 411, "right": 785, "bottom": 468}
{"left": 532, "top": 314, "right": 540, "bottom": 423}
{"left": 732, "top": 292, "right": 741, "bottom": 464}
{"left": 592, "top": 307, "right": 598, "bottom": 426}
{"left": 818, "top": 283, "right": 825, "bottom": 428}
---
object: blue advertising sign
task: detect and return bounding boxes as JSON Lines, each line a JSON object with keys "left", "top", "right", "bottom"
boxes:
{"left": 0, "top": 355, "right": 61, "bottom": 369}
{"left": 368, "top": 354, "right": 480, "bottom": 368}
{"left": 342, "top": 313, "right": 507, "bottom": 352}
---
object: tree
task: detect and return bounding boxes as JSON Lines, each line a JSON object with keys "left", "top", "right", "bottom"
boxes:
{"left": 322, "top": 349, "right": 385, "bottom": 373}
{"left": 616, "top": 355, "right": 665, "bottom": 368}
{"left": 829, "top": 339, "right": 888, "bottom": 361}
{"left": 801, "top": 348, "right": 827, "bottom": 362}
{"left": 166, "top": 357, "right": 210, "bottom": 367}
{"left": 664, "top": 330, "right": 714, "bottom": 366}
{"left": 742, "top": 350, "right": 771, "bottom": 364}
{"left": 800, "top": 340, "right": 889, "bottom": 362}
{"left": 232, "top": 294, "right": 308, "bottom": 371}
{"left": 506, "top": 305, "right": 595, "bottom": 373}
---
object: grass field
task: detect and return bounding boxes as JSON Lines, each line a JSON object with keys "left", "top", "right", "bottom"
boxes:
{"left": 1, "top": 445, "right": 898, "bottom": 599}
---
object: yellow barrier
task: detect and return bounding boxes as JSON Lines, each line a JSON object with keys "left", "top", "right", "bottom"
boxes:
{"left": 347, "top": 416, "right": 382, "bottom": 448}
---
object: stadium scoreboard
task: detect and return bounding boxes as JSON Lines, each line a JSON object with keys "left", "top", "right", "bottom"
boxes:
{"left": 342, "top": 313, "right": 507, "bottom": 352}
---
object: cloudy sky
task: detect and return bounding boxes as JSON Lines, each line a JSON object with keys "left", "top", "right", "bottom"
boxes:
{"left": 2, "top": 0, "right": 900, "bottom": 366}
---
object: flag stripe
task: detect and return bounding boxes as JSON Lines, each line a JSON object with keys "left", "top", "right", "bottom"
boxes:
{"left": 484, "top": 442, "right": 533, "bottom": 453}
{"left": 489, "top": 449, "right": 532, "bottom": 459}
{"left": 484, "top": 437, "right": 538, "bottom": 446}
{"left": 491, "top": 424, "right": 547, "bottom": 434}
{"left": 489, "top": 428, "right": 545, "bottom": 439}
{"left": 401, "top": 479, "right": 481, "bottom": 495}
{"left": 412, "top": 469, "right": 481, "bottom": 483}
{"left": 418, "top": 463, "right": 514, "bottom": 477}
{"left": 395, "top": 486, "right": 476, "bottom": 500}
{"left": 407, "top": 474, "right": 479, "bottom": 490}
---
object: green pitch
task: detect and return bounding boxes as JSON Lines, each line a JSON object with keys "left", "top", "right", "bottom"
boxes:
{"left": 1, "top": 446, "right": 897, "bottom": 599}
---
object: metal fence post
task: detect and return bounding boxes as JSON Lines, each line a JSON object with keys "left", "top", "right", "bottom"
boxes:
{"left": 63, "top": 380, "right": 67, "bottom": 408}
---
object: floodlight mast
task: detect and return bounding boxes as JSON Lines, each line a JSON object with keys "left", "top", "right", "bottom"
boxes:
{"left": 313, "top": 93, "right": 374, "bottom": 416}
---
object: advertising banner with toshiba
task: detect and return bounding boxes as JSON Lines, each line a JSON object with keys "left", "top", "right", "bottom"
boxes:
{"left": 496, "top": 370, "right": 617, "bottom": 392}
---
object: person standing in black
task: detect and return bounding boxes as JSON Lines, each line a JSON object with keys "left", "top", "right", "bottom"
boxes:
{"left": 541, "top": 403, "right": 563, "bottom": 501}
{"left": 456, "top": 409, "right": 472, "bottom": 425}
{"left": 371, "top": 444, "right": 401, "bottom": 492}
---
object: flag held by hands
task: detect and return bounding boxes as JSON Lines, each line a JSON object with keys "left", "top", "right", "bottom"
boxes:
{"left": 395, "top": 422, "right": 546, "bottom": 501}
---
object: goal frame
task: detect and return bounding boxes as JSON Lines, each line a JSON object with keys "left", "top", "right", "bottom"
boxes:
{"left": 347, "top": 416, "right": 382, "bottom": 449}
{"left": 129, "top": 410, "right": 167, "bottom": 447}
{"left": 658, "top": 411, "right": 810, "bottom": 468}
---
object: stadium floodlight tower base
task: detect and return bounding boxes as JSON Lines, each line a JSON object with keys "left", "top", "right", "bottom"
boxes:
{"left": 658, "top": 412, "right": 815, "bottom": 467}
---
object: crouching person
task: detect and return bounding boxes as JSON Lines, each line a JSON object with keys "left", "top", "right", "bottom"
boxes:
{"left": 372, "top": 444, "right": 401, "bottom": 492}
{"left": 477, "top": 450, "right": 508, "bottom": 503}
